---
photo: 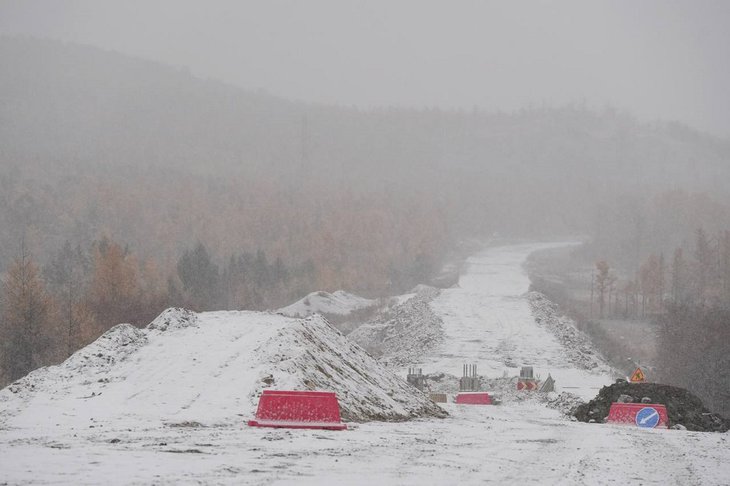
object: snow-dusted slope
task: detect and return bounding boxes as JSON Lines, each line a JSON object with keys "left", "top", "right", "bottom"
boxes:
{"left": 349, "top": 286, "right": 444, "bottom": 367}
{"left": 277, "top": 290, "right": 375, "bottom": 317}
{"left": 0, "top": 309, "right": 443, "bottom": 431}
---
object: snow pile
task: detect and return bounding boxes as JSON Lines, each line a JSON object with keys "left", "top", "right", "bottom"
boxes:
{"left": 257, "top": 315, "right": 446, "bottom": 422}
{"left": 277, "top": 290, "right": 375, "bottom": 317}
{"left": 527, "top": 291, "right": 609, "bottom": 371}
{"left": 0, "top": 322, "right": 149, "bottom": 424}
{"left": 544, "top": 391, "right": 585, "bottom": 416}
{"left": 147, "top": 307, "right": 199, "bottom": 332}
{"left": 2, "top": 309, "right": 199, "bottom": 416}
{"left": 0, "top": 308, "right": 445, "bottom": 430}
{"left": 62, "top": 323, "right": 148, "bottom": 374}
{"left": 349, "top": 286, "right": 444, "bottom": 368}
{"left": 3, "top": 323, "right": 146, "bottom": 395}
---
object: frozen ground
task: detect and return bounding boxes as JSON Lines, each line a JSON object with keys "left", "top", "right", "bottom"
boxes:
{"left": 1, "top": 243, "right": 729, "bottom": 485}
{"left": 3, "top": 401, "right": 728, "bottom": 486}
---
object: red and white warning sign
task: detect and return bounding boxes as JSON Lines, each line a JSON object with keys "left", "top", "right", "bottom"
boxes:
{"left": 629, "top": 367, "right": 646, "bottom": 383}
{"left": 517, "top": 380, "right": 538, "bottom": 391}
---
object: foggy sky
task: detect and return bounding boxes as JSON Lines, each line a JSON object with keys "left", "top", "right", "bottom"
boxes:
{"left": 1, "top": 0, "right": 729, "bottom": 137}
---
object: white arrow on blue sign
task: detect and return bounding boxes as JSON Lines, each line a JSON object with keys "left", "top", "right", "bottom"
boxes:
{"left": 636, "top": 407, "right": 661, "bottom": 428}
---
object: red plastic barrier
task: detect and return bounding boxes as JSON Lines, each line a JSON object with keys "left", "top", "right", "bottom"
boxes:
{"left": 455, "top": 392, "right": 492, "bottom": 405}
{"left": 247, "top": 390, "right": 347, "bottom": 430}
{"left": 606, "top": 403, "right": 669, "bottom": 429}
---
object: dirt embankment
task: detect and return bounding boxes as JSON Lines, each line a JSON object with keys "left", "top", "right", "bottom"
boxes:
{"left": 348, "top": 286, "right": 444, "bottom": 368}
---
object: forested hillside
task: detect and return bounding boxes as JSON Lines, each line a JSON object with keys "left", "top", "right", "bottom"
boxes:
{"left": 578, "top": 197, "right": 730, "bottom": 416}
{"left": 1, "top": 37, "right": 729, "bottom": 385}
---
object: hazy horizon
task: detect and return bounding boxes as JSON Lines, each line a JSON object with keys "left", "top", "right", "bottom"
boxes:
{"left": 1, "top": 0, "right": 729, "bottom": 138}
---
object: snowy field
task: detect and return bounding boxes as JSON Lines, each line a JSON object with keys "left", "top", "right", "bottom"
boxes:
{"left": 1, "top": 243, "right": 729, "bottom": 485}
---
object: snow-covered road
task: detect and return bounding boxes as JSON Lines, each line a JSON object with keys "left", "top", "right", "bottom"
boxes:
{"left": 426, "top": 242, "right": 611, "bottom": 400}
{"left": 2, "top": 399, "right": 727, "bottom": 485}
{"left": 1, "top": 243, "right": 728, "bottom": 485}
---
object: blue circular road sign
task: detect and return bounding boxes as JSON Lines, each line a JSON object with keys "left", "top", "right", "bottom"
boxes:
{"left": 636, "top": 406, "right": 660, "bottom": 428}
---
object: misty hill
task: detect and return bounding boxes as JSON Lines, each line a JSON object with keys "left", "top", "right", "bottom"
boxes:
{"left": 3, "top": 37, "right": 729, "bottom": 207}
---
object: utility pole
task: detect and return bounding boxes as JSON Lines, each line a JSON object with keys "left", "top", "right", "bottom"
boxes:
{"left": 590, "top": 272, "right": 594, "bottom": 319}
{"left": 300, "top": 114, "right": 310, "bottom": 171}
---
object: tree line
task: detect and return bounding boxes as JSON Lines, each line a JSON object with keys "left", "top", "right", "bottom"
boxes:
{"left": 591, "top": 228, "right": 730, "bottom": 320}
{"left": 586, "top": 191, "right": 730, "bottom": 416}
{"left": 0, "top": 236, "right": 440, "bottom": 385}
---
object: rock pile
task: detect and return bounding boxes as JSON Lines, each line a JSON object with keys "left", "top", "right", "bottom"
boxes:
{"left": 574, "top": 380, "right": 729, "bottom": 432}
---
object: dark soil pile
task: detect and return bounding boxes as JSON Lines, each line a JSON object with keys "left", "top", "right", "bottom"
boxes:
{"left": 574, "top": 380, "right": 729, "bottom": 432}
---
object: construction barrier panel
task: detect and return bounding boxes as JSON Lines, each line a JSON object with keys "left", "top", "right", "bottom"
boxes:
{"left": 455, "top": 392, "right": 493, "bottom": 405}
{"left": 606, "top": 403, "right": 669, "bottom": 429}
{"left": 429, "top": 393, "right": 448, "bottom": 403}
{"left": 517, "top": 379, "right": 539, "bottom": 391}
{"left": 247, "top": 390, "right": 347, "bottom": 430}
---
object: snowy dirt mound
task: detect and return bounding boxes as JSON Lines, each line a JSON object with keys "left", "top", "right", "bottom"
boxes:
{"left": 146, "top": 307, "right": 199, "bottom": 332}
{"left": 61, "top": 323, "right": 148, "bottom": 374}
{"left": 256, "top": 316, "right": 446, "bottom": 422}
{"left": 0, "top": 323, "right": 148, "bottom": 424}
{"left": 574, "top": 381, "right": 729, "bottom": 432}
{"left": 277, "top": 290, "right": 375, "bottom": 318}
{"left": 348, "top": 286, "right": 444, "bottom": 368}
{"left": 0, "top": 308, "right": 444, "bottom": 430}
{"left": 527, "top": 291, "right": 610, "bottom": 371}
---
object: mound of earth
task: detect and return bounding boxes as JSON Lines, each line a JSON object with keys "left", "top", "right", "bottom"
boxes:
{"left": 348, "top": 286, "right": 443, "bottom": 367}
{"left": 0, "top": 309, "right": 445, "bottom": 430}
{"left": 277, "top": 290, "right": 375, "bottom": 318}
{"left": 527, "top": 291, "right": 609, "bottom": 371}
{"left": 258, "top": 315, "right": 446, "bottom": 421}
{"left": 574, "top": 381, "right": 729, "bottom": 432}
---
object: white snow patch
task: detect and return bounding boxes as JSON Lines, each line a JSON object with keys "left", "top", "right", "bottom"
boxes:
{"left": 392, "top": 292, "right": 416, "bottom": 305}
{"left": 277, "top": 290, "right": 375, "bottom": 317}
